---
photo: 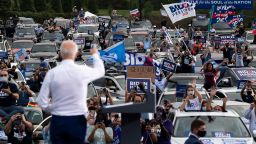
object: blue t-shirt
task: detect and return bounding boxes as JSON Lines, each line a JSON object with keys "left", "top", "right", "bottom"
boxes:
{"left": 112, "top": 126, "right": 121, "bottom": 144}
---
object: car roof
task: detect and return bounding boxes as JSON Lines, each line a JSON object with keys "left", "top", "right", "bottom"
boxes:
{"left": 172, "top": 73, "right": 204, "bottom": 79}
{"left": 175, "top": 110, "right": 239, "bottom": 117}
{"left": 13, "top": 40, "right": 34, "bottom": 43}
{"left": 33, "top": 43, "right": 56, "bottom": 46}
{"left": 79, "top": 24, "right": 99, "bottom": 27}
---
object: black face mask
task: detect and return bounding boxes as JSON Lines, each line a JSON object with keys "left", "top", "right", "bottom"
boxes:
{"left": 247, "top": 91, "right": 253, "bottom": 96}
{"left": 197, "top": 130, "right": 206, "bottom": 137}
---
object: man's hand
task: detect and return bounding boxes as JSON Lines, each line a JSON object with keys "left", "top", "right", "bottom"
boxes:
{"left": 2, "top": 87, "right": 11, "bottom": 95}
{"left": 10, "top": 114, "right": 17, "bottom": 122}
{"left": 90, "top": 47, "right": 98, "bottom": 55}
{"left": 21, "top": 114, "right": 26, "bottom": 123}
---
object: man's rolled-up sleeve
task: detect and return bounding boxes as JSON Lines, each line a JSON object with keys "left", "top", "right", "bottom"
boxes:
{"left": 82, "top": 53, "right": 105, "bottom": 82}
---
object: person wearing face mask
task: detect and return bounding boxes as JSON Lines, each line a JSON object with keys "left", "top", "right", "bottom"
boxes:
{"left": 179, "top": 50, "right": 194, "bottom": 73}
{"left": 180, "top": 83, "right": 203, "bottom": 111}
{"left": 17, "top": 82, "right": 35, "bottom": 106}
{"left": 241, "top": 81, "right": 256, "bottom": 103}
{"left": 244, "top": 100, "right": 256, "bottom": 134}
{"left": 206, "top": 88, "right": 227, "bottom": 112}
{"left": 0, "top": 69, "right": 23, "bottom": 121}
{"left": 185, "top": 119, "right": 206, "bottom": 144}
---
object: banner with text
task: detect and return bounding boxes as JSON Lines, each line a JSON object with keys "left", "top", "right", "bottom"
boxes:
{"left": 126, "top": 78, "right": 151, "bottom": 94}
{"left": 161, "top": 59, "right": 177, "bottom": 73}
{"left": 163, "top": 2, "right": 196, "bottom": 23}
{"left": 233, "top": 68, "right": 256, "bottom": 80}
{"left": 181, "top": 0, "right": 253, "bottom": 9}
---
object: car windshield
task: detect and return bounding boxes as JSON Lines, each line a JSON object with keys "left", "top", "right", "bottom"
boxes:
{"left": 131, "top": 34, "right": 146, "bottom": 42}
{"left": 225, "top": 92, "right": 242, "bottom": 101}
{"left": 124, "top": 38, "right": 134, "bottom": 47}
{"left": 22, "top": 19, "right": 34, "bottom": 24}
{"left": 32, "top": 45, "right": 56, "bottom": 53}
{"left": 0, "top": 43, "right": 4, "bottom": 51}
{"left": 174, "top": 116, "right": 250, "bottom": 138}
{"left": 12, "top": 41, "right": 34, "bottom": 49}
{"left": 88, "top": 83, "right": 97, "bottom": 98}
{"left": 227, "top": 105, "right": 248, "bottom": 117}
{"left": 25, "top": 63, "right": 40, "bottom": 71}
{"left": 56, "top": 20, "right": 70, "bottom": 28}
{"left": 15, "top": 28, "right": 35, "bottom": 35}
{"left": 43, "top": 31, "right": 64, "bottom": 40}
{"left": 214, "top": 23, "right": 232, "bottom": 30}
{"left": 78, "top": 25, "right": 98, "bottom": 33}
{"left": 116, "top": 78, "right": 125, "bottom": 90}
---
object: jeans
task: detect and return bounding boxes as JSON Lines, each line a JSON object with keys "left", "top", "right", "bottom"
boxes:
{"left": 0, "top": 105, "right": 24, "bottom": 120}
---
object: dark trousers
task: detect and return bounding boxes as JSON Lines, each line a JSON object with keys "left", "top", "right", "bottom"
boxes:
{"left": 50, "top": 115, "right": 87, "bottom": 144}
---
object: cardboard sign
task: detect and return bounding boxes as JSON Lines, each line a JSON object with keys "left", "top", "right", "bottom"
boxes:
{"left": 126, "top": 78, "right": 151, "bottom": 94}
{"left": 127, "top": 66, "right": 155, "bottom": 82}
{"left": 161, "top": 59, "right": 177, "bottom": 73}
{"left": 74, "top": 38, "right": 85, "bottom": 45}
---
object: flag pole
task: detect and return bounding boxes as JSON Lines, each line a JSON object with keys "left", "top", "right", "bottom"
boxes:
{"left": 161, "top": 3, "right": 195, "bottom": 60}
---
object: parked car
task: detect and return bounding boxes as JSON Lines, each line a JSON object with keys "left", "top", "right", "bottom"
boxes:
{"left": 30, "top": 43, "right": 58, "bottom": 59}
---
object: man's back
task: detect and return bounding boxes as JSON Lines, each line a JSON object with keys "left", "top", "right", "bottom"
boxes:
{"left": 185, "top": 135, "right": 202, "bottom": 144}
{"left": 38, "top": 56, "right": 104, "bottom": 116}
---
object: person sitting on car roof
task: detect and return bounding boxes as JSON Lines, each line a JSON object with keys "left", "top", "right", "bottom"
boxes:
{"left": 180, "top": 81, "right": 203, "bottom": 111}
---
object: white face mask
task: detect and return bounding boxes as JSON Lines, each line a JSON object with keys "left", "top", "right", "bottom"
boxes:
{"left": 202, "top": 107, "right": 207, "bottom": 111}
{"left": 187, "top": 90, "right": 195, "bottom": 96}
{"left": 0, "top": 76, "right": 8, "bottom": 83}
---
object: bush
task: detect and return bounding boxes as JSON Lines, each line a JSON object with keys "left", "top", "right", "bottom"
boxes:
{"left": 34, "top": 0, "right": 47, "bottom": 12}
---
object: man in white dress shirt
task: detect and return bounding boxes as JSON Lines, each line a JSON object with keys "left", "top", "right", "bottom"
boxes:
{"left": 37, "top": 40, "right": 105, "bottom": 144}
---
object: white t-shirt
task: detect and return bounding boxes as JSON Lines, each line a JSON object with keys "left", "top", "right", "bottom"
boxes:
{"left": 155, "top": 78, "right": 167, "bottom": 91}
{"left": 85, "top": 125, "right": 113, "bottom": 144}
{"left": 185, "top": 97, "right": 201, "bottom": 111}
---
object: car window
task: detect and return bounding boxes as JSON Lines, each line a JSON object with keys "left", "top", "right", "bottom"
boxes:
{"left": 25, "top": 63, "right": 40, "bottom": 71}
{"left": 225, "top": 92, "right": 242, "bottom": 101}
{"left": 87, "top": 83, "right": 97, "bottom": 98}
{"left": 116, "top": 77, "right": 125, "bottom": 90}
{"left": 43, "top": 31, "right": 64, "bottom": 41}
{"left": 15, "top": 28, "right": 35, "bottom": 35}
{"left": 32, "top": 45, "right": 56, "bottom": 53}
{"left": 174, "top": 116, "right": 250, "bottom": 138}
{"left": 12, "top": 41, "right": 34, "bottom": 49}
{"left": 78, "top": 25, "right": 98, "bottom": 33}
{"left": 93, "top": 78, "right": 106, "bottom": 87}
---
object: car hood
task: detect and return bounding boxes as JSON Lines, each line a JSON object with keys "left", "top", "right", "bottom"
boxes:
{"left": 172, "top": 137, "right": 253, "bottom": 144}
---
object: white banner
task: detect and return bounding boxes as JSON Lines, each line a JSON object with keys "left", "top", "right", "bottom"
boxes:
{"left": 163, "top": 2, "right": 196, "bottom": 23}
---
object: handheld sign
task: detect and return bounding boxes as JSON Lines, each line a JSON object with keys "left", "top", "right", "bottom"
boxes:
{"left": 126, "top": 78, "right": 151, "bottom": 94}
{"left": 74, "top": 38, "right": 85, "bottom": 45}
{"left": 176, "top": 84, "right": 187, "bottom": 99}
{"left": 161, "top": 59, "right": 177, "bottom": 73}
{"left": 127, "top": 66, "right": 155, "bottom": 82}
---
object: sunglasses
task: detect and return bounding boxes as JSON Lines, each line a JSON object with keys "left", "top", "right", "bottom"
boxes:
{"left": 0, "top": 75, "right": 7, "bottom": 77}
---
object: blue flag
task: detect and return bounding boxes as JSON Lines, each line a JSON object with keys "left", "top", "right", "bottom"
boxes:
{"left": 100, "top": 41, "right": 126, "bottom": 63}
{"left": 15, "top": 48, "right": 27, "bottom": 61}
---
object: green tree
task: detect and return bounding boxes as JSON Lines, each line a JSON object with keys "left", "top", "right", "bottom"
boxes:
{"left": 62, "top": 0, "right": 72, "bottom": 12}
{"left": 73, "top": 0, "right": 82, "bottom": 10}
{"left": 20, "top": 0, "right": 35, "bottom": 11}
{"left": 143, "top": 1, "right": 153, "bottom": 18}
{"left": 51, "top": 0, "right": 63, "bottom": 13}
{"left": 88, "top": 0, "right": 98, "bottom": 14}
{"left": 35, "top": 0, "right": 47, "bottom": 12}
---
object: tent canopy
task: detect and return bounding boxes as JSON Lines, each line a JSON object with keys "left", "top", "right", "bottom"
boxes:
{"left": 84, "top": 11, "right": 98, "bottom": 18}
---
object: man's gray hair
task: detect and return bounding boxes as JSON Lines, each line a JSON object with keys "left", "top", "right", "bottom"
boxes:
{"left": 60, "top": 41, "right": 78, "bottom": 56}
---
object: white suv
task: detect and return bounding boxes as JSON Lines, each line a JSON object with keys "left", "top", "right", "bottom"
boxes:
{"left": 172, "top": 110, "right": 255, "bottom": 144}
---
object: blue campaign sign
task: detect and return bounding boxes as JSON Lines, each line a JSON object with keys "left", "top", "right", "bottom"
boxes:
{"left": 181, "top": 0, "right": 253, "bottom": 9}
{"left": 74, "top": 38, "right": 85, "bottom": 45}
{"left": 237, "top": 80, "right": 247, "bottom": 89}
{"left": 161, "top": 59, "right": 177, "bottom": 73}
{"left": 126, "top": 78, "right": 151, "bottom": 94}
{"left": 233, "top": 68, "right": 256, "bottom": 81}
{"left": 219, "top": 35, "right": 236, "bottom": 45}
{"left": 0, "top": 52, "right": 8, "bottom": 59}
{"left": 176, "top": 84, "right": 187, "bottom": 98}
{"left": 123, "top": 53, "right": 146, "bottom": 66}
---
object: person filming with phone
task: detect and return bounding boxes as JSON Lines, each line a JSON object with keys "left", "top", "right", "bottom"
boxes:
{"left": 4, "top": 113, "right": 33, "bottom": 144}
{"left": 0, "top": 69, "right": 23, "bottom": 120}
